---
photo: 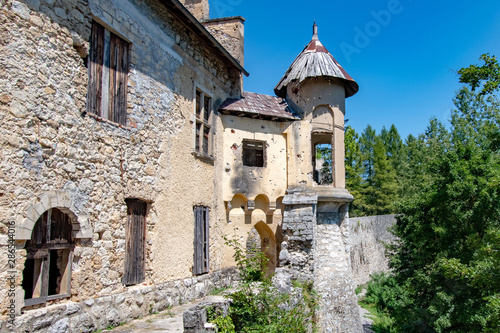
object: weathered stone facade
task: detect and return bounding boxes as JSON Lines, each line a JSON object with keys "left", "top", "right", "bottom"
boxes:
{"left": 1, "top": 0, "right": 244, "bottom": 330}
{"left": 277, "top": 187, "right": 362, "bottom": 332}
{"left": 0, "top": 0, "right": 370, "bottom": 332}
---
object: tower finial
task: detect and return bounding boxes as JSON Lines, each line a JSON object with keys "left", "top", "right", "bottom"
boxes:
{"left": 312, "top": 21, "right": 318, "bottom": 40}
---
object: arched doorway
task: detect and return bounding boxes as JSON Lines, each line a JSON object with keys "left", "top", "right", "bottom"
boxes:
{"left": 246, "top": 221, "right": 277, "bottom": 275}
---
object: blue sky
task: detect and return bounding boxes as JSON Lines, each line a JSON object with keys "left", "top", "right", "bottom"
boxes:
{"left": 209, "top": 0, "right": 500, "bottom": 139}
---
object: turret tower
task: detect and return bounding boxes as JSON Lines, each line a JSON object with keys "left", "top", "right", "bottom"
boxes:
{"left": 276, "top": 22, "right": 358, "bottom": 189}
{"left": 276, "top": 24, "right": 363, "bottom": 333}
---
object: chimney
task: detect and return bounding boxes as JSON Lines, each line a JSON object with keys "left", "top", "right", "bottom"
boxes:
{"left": 178, "top": 0, "right": 209, "bottom": 21}
{"left": 202, "top": 16, "right": 245, "bottom": 66}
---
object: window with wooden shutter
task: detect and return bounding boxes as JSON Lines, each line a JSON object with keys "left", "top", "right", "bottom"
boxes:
{"left": 242, "top": 139, "right": 266, "bottom": 167}
{"left": 88, "top": 21, "right": 129, "bottom": 125}
{"left": 193, "top": 206, "right": 209, "bottom": 275}
{"left": 123, "top": 199, "right": 147, "bottom": 286}
{"left": 194, "top": 89, "right": 213, "bottom": 157}
{"left": 22, "top": 209, "right": 74, "bottom": 307}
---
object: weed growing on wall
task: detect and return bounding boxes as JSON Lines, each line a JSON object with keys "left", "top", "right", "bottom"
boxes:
{"left": 216, "top": 235, "right": 318, "bottom": 332}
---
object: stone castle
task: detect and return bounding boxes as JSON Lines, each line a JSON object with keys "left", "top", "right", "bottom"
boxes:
{"left": 0, "top": 0, "right": 394, "bottom": 331}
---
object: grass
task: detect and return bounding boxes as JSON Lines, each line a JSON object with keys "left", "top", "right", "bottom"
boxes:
{"left": 358, "top": 298, "right": 397, "bottom": 333}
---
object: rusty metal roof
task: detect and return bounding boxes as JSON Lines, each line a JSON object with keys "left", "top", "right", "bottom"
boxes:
{"left": 219, "top": 92, "right": 298, "bottom": 121}
{"left": 275, "top": 23, "right": 358, "bottom": 98}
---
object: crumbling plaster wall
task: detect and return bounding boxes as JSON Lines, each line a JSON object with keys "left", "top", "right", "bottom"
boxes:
{"left": 284, "top": 78, "right": 346, "bottom": 188}
{"left": 0, "top": 0, "right": 241, "bottom": 317}
{"left": 221, "top": 115, "right": 290, "bottom": 202}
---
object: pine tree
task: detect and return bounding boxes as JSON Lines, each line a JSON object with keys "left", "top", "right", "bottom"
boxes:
{"left": 344, "top": 126, "right": 364, "bottom": 216}
{"left": 363, "top": 137, "right": 399, "bottom": 215}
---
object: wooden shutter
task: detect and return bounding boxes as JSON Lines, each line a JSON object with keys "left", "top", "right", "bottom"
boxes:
{"left": 123, "top": 199, "right": 147, "bottom": 285}
{"left": 109, "top": 33, "right": 128, "bottom": 125}
{"left": 88, "top": 22, "right": 104, "bottom": 117}
{"left": 194, "top": 206, "right": 209, "bottom": 275}
{"left": 203, "top": 207, "right": 209, "bottom": 273}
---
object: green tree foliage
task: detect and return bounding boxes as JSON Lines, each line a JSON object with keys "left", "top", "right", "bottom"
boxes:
{"left": 458, "top": 53, "right": 500, "bottom": 96}
{"left": 364, "top": 55, "right": 500, "bottom": 332}
{"left": 370, "top": 137, "right": 399, "bottom": 215}
{"left": 345, "top": 126, "right": 364, "bottom": 216}
{"left": 380, "top": 124, "right": 404, "bottom": 176}
{"left": 360, "top": 124, "right": 377, "bottom": 181}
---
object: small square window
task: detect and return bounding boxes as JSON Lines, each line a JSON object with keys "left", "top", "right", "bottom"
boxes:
{"left": 242, "top": 140, "right": 265, "bottom": 167}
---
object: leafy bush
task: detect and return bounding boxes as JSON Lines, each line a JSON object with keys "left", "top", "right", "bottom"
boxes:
{"left": 216, "top": 235, "right": 317, "bottom": 332}
{"left": 229, "top": 280, "right": 316, "bottom": 333}
{"left": 222, "top": 234, "right": 269, "bottom": 282}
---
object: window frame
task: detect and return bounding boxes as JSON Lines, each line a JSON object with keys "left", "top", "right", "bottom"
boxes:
{"left": 88, "top": 20, "right": 129, "bottom": 126}
{"left": 242, "top": 139, "right": 266, "bottom": 167}
{"left": 23, "top": 209, "right": 74, "bottom": 307}
{"left": 193, "top": 87, "right": 214, "bottom": 159}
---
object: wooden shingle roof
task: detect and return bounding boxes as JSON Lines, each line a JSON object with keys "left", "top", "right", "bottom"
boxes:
{"left": 219, "top": 92, "right": 298, "bottom": 121}
{"left": 275, "top": 23, "right": 358, "bottom": 98}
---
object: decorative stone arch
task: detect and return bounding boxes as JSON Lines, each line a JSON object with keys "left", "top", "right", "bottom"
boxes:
{"left": 15, "top": 190, "right": 93, "bottom": 242}
{"left": 229, "top": 193, "right": 248, "bottom": 211}
{"left": 254, "top": 194, "right": 270, "bottom": 213}
{"left": 228, "top": 193, "right": 248, "bottom": 225}
{"left": 311, "top": 104, "right": 334, "bottom": 132}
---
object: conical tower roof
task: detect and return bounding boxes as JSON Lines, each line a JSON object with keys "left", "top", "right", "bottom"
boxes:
{"left": 274, "top": 23, "right": 359, "bottom": 98}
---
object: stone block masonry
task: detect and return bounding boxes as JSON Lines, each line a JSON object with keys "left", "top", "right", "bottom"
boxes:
{"left": 278, "top": 188, "right": 362, "bottom": 333}
{"left": 0, "top": 0, "right": 242, "bottom": 323}
{"left": 0, "top": 268, "right": 238, "bottom": 332}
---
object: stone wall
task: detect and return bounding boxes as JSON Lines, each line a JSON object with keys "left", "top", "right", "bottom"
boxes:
{"left": 0, "top": 268, "right": 238, "bottom": 332}
{"left": 0, "top": 0, "right": 242, "bottom": 318}
{"left": 203, "top": 17, "right": 245, "bottom": 66}
{"left": 348, "top": 215, "right": 397, "bottom": 286}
